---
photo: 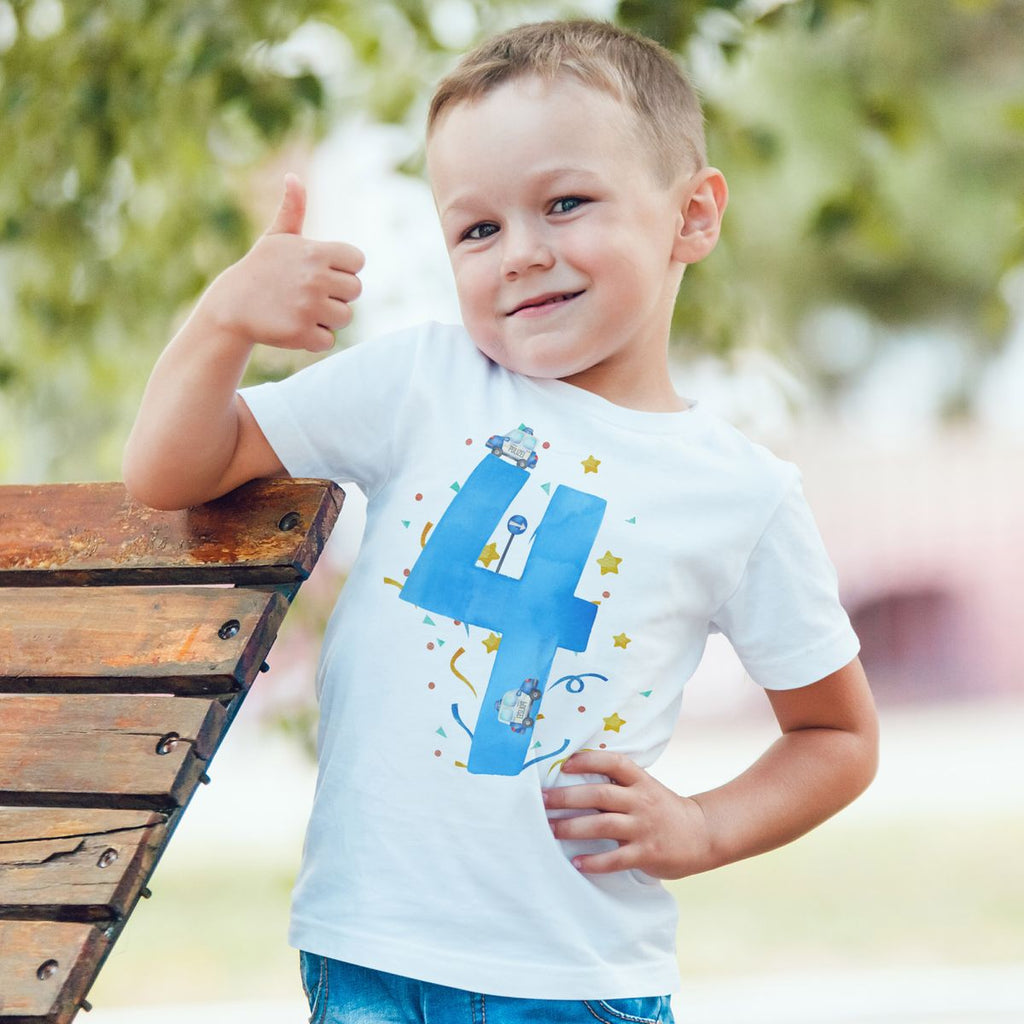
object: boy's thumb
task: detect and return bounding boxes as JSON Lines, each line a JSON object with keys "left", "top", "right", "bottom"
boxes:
{"left": 265, "top": 173, "right": 306, "bottom": 236}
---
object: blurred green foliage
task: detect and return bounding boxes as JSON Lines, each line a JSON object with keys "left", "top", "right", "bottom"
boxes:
{"left": 1, "top": 0, "right": 1022, "bottom": 482}
{"left": 665, "top": 0, "right": 1024, "bottom": 378}
{"left": 1, "top": 1, "right": 327, "bottom": 479}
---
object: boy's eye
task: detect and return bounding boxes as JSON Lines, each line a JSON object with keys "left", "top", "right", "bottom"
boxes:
{"left": 462, "top": 222, "right": 499, "bottom": 241}
{"left": 550, "top": 196, "right": 587, "bottom": 215}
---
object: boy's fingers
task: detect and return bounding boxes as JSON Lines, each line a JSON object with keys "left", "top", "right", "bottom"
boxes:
{"left": 266, "top": 172, "right": 307, "bottom": 236}
{"left": 326, "top": 267, "right": 364, "bottom": 303}
{"left": 310, "top": 293, "right": 353, "bottom": 331}
{"left": 543, "top": 782, "right": 632, "bottom": 813}
{"left": 327, "top": 243, "right": 366, "bottom": 275}
{"left": 322, "top": 298, "right": 354, "bottom": 331}
{"left": 325, "top": 295, "right": 355, "bottom": 320}
{"left": 550, "top": 810, "right": 632, "bottom": 843}
{"left": 571, "top": 849, "right": 631, "bottom": 875}
{"left": 560, "top": 749, "right": 646, "bottom": 786}
{"left": 308, "top": 325, "right": 337, "bottom": 351}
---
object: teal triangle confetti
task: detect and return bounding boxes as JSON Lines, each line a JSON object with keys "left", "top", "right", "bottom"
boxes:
{"left": 437, "top": 638, "right": 446, "bottom": 647}
{"left": 532, "top": 741, "right": 541, "bottom": 749}
{"left": 450, "top": 481, "right": 461, "bottom": 492}
{"left": 640, "top": 690, "right": 652, "bottom": 697}
{"left": 436, "top": 727, "right": 447, "bottom": 738}
{"left": 402, "top": 520, "right": 411, "bottom": 528}
{"left": 423, "top": 615, "right": 435, "bottom": 626}
{"left": 541, "top": 482, "right": 551, "bottom": 494}
{"left": 626, "top": 517, "right": 637, "bottom": 524}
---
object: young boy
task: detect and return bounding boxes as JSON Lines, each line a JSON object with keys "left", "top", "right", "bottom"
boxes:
{"left": 124, "top": 19, "right": 877, "bottom": 1024}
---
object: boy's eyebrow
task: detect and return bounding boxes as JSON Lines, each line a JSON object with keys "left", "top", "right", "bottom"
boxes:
{"left": 437, "top": 167, "right": 604, "bottom": 222}
{"left": 522, "top": 166, "right": 604, "bottom": 186}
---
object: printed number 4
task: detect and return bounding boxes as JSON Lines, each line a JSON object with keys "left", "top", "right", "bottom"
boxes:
{"left": 401, "top": 454, "right": 606, "bottom": 775}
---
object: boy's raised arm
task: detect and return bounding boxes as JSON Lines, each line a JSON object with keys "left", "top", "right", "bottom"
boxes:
{"left": 122, "top": 175, "right": 364, "bottom": 510}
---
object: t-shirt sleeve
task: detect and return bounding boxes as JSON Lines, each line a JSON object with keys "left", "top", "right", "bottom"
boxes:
{"left": 238, "top": 327, "right": 418, "bottom": 497}
{"left": 709, "top": 475, "right": 860, "bottom": 690}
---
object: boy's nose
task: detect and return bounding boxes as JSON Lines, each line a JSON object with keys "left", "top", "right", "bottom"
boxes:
{"left": 501, "top": 228, "right": 555, "bottom": 280}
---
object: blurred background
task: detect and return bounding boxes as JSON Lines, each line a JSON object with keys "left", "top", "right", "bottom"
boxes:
{"left": 2, "top": 0, "right": 1022, "bottom": 1021}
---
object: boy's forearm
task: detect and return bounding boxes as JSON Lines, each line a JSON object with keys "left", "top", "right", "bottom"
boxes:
{"left": 688, "top": 658, "right": 878, "bottom": 873}
{"left": 689, "top": 717, "right": 878, "bottom": 873}
{"left": 546, "top": 658, "right": 877, "bottom": 880}
{"left": 123, "top": 305, "right": 255, "bottom": 510}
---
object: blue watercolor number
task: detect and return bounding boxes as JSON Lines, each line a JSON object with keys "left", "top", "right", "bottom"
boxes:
{"left": 401, "top": 454, "right": 606, "bottom": 775}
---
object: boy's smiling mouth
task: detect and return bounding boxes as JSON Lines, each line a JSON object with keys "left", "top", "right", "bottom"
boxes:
{"left": 506, "top": 291, "right": 584, "bottom": 317}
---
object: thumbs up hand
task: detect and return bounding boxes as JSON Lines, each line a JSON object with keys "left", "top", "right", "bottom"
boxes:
{"left": 210, "top": 174, "right": 365, "bottom": 353}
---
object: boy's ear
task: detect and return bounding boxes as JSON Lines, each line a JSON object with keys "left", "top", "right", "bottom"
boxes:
{"left": 672, "top": 168, "right": 728, "bottom": 265}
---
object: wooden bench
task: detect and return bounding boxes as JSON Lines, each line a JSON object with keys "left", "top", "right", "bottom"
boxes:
{"left": 0, "top": 478, "right": 343, "bottom": 1024}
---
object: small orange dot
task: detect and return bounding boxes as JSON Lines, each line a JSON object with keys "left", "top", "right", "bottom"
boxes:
{"left": 428, "top": 681, "right": 436, "bottom": 690}
{"left": 427, "top": 642, "right": 435, "bottom": 651}
{"left": 434, "top": 750, "right": 442, "bottom": 757}
{"left": 542, "top": 441, "right": 551, "bottom": 449}
{"left": 577, "top": 705, "right": 586, "bottom": 713}
{"left": 453, "top": 620, "right": 461, "bottom": 626}
{"left": 415, "top": 493, "right": 423, "bottom": 501}
{"left": 465, "top": 438, "right": 473, "bottom": 445}
{"left": 403, "top": 568, "right": 410, "bottom": 577}
{"left": 602, "top": 591, "right": 610, "bottom": 599}
{"left": 599, "top": 743, "right": 607, "bottom": 749}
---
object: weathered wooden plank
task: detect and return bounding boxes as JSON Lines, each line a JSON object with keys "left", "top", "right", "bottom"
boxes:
{"left": 0, "top": 478, "right": 343, "bottom": 586}
{"left": 0, "top": 808, "right": 165, "bottom": 844}
{"left": 0, "top": 695, "right": 227, "bottom": 809}
{"left": 0, "top": 920, "right": 107, "bottom": 1022}
{"left": 0, "top": 809, "right": 167, "bottom": 922}
{"left": 0, "top": 586, "right": 288, "bottom": 695}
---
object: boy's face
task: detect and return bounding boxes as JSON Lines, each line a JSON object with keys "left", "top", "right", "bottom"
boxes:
{"left": 427, "top": 76, "right": 699, "bottom": 407}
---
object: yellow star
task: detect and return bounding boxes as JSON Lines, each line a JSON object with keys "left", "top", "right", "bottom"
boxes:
{"left": 478, "top": 542, "right": 500, "bottom": 567}
{"left": 612, "top": 632, "right": 631, "bottom": 649}
{"left": 603, "top": 712, "right": 626, "bottom": 733}
{"left": 581, "top": 454, "right": 601, "bottom": 474}
{"left": 482, "top": 632, "right": 501, "bottom": 654}
{"left": 597, "top": 550, "right": 622, "bottom": 575}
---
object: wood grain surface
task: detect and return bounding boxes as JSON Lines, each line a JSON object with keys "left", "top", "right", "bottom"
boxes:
{"left": 0, "top": 478, "right": 343, "bottom": 585}
{"left": 0, "top": 694, "right": 227, "bottom": 808}
{"left": 0, "top": 585, "right": 288, "bottom": 694}
{"left": 0, "top": 809, "right": 168, "bottom": 921}
{"left": 0, "top": 920, "right": 108, "bottom": 1020}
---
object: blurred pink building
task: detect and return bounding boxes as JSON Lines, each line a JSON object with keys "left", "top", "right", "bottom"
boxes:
{"left": 791, "top": 428, "right": 1022, "bottom": 704}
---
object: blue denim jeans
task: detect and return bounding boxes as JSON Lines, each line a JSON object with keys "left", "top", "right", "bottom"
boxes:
{"left": 299, "top": 953, "right": 675, "bottom": 1024}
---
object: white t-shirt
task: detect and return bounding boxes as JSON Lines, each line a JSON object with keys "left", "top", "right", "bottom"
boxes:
{"left": 241, "top": 321, "right": 859, "bottom": 999}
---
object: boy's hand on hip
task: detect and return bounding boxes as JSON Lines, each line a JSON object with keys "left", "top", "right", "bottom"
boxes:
{"left": 209, "top": 173, "right": 365, "bottom": 353}
{"left": 543, "top": 750, "right": 714, "bottom": 880}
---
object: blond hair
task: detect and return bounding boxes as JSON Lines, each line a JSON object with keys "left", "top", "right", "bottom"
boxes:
{"left": 427, "top": 19, "right": 706, "bottom": 184}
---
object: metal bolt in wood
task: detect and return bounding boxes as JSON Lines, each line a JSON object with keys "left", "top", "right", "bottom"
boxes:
{"left": 155, "top": 732, "right": 179, "bottom": 755}
{"left": 36, "top": 959, "right": 59, "bottom": 981}
{"left": 97, "top": 848, "right": 119, "bottom": 869}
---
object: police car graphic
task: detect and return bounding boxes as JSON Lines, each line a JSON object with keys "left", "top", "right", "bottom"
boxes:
{"left": 495, "top": 679, "right": 543, "bottom": 732}
{"left": 485, "top": 425, "right": 539, "bottom": 469}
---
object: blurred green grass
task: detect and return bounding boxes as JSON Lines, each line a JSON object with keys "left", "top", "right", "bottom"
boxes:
{"left": 88, "top": 812, "right": 1023, "bottom": 1007}
{"left": 89, "top": 862, "right": 301, "bottom": 1006}
{"left": 671, "top": 814, "right": 1024, "bottom": 979}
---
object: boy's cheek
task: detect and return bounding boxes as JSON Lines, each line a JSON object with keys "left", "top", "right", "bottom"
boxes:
{"left": 451, "top": 267, "right": 490, "bottom": 309}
